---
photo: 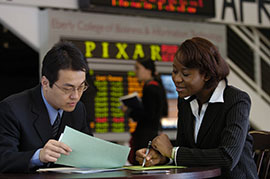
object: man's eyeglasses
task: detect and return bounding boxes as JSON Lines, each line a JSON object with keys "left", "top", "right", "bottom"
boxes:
{"left": 54, "top": 82, "right": 88, "bottom": 95}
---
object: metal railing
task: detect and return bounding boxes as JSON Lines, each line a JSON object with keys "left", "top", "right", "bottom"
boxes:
{"left": 228, "top": 25, "right": 270, "bottom": 104}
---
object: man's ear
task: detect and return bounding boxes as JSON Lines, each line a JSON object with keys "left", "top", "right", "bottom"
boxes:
{"left": 41, "top": 76, "right": 49, "bottom": 89}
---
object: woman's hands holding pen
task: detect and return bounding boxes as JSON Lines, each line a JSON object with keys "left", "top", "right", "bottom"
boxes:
{"left": 135, "top": 133, "right": 173, "bottom": 166}
{"left": 152, "top": 133, "right": 173, "bottom": 158}
{"left": 135, "top": 148, "right": 167, "bottom": 167}
{"left": 40, "top": 139, "right": 72, "bottom": 163}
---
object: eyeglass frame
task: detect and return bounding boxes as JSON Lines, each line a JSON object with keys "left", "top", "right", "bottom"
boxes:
{"left": 54, "top": 81, "right": 89, "bottom": 95}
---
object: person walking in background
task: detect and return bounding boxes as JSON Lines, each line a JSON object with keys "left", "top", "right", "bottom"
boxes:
{"left": 123, "top": 58, "right": 168, "bottom": 165}
{"left": 136, "top": 37, "right": 258, "bottom": 178}
{"left": 0, "top": 41, "right": 92, "bottom": 173}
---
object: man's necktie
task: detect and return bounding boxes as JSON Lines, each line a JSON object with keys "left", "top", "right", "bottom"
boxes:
{"left": 52, "top": 112, "right": 61, "bottom": 138}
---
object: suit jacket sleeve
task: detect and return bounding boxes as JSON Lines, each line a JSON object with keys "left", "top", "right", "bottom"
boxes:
{"left": 0, "top": 86, "right": 93, "bottom": 173}
{"left": 0, "top": 101, "right": 36, "bottom": 172}
{"left": 175, "top": 87, "right": 251, "bottom": 170}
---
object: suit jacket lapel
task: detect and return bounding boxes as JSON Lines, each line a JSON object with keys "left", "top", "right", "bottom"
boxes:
{"left": 186, "top": 112, "right": 196, "bottom": 146}
{"left": 59, "top": 112, "right": 70, "bottom": 135}
{"left": 196, "top": 102, "right": 223, "bottom": 146}
{"left": 55, "top": 112, "right": 75, "bottom": 139}
{"left": 30, "top": 85, "right": 52, "bottom": 143}
{"left": 180, "top": 97, "right": 196, "bottom": 147}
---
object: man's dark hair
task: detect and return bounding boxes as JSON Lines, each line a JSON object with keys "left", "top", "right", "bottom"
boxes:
{"left": 41, "top": 41, "right": 88, "bottom": 87}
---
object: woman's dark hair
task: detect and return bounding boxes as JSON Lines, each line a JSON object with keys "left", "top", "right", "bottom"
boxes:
{"left": 137, "top": 58, "right": 168, "bottom": 117}
{"left": 175, "top": 37, "right": 230, "bottom": 89}
{"left": 41, "top": 41, "right": 88, "bottom": 87}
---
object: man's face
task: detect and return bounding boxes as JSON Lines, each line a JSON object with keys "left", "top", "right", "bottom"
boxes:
{"left": 42, "top": 69, "right": 86, "bottom": 112}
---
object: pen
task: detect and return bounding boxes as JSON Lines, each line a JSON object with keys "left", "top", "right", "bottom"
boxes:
{"left": 142, "top": 141, "right": 152, "bottom": 167}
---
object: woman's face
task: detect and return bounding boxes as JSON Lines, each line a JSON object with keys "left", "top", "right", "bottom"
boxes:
{"left": 135, "top": 62, "right": 152, "bottom": 82}
{"left": 172, "top": 58, "right": 208, "bottom": 99}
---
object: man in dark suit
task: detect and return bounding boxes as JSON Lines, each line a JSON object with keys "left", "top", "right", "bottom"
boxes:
{"left": 0, "top": 41, "right": 92, "bottom": 173}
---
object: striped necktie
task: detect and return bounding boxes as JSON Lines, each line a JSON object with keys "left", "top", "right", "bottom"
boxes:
{"left": 52, "top": 112, "right": 61, "bottom": 138}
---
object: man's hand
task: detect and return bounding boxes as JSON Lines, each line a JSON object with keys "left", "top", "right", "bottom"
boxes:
{"left": 135, "top": 148, "right": 167, "bottom": 167}
{"left": 39, "top": 139, "right": 72, "bottom": 163}
{"left": 152, "top": 133, "right": 173, "bottom": 158}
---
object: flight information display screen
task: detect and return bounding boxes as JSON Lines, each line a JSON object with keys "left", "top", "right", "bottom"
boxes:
{"left": 90, "top": 70, "right": 144, "bottom": 133}
{"left": 89, "top": 70, "right": 178, "bottom": 133}
{"left": 89, "top": 0, "right": 215, "bottom": 18}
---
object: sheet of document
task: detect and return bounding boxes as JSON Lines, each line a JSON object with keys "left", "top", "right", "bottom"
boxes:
{"left": 37, "top": 167, "right": 78, "bottom": 173}
{"left": 124, "top": 165, "right": 186, "bottom": 170}
{"left": 55, "top": 126, "right": 130, "bottom": 168}
{"left": 37, "top": 167, "right": 125, "bottom": 174}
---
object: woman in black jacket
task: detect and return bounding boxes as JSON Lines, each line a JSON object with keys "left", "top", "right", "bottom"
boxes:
{"left": 125, "top": 58, "right": 168, "bottom": 164}
{"left": 135, "top": 37, "right": 258, "bottom": 178}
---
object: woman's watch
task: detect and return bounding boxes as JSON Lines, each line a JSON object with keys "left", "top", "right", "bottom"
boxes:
{"left": 171, "top": 147, "right": 177, "bottom": 160}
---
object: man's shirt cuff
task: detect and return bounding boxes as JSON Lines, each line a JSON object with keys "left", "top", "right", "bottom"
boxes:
{"left": 29, "top": 149, "right": 43, "bottom": 168}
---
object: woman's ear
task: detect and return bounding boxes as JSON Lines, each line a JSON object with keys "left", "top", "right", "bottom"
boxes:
{"left": 204, "top": 73, "right": 211, "bottom": 82}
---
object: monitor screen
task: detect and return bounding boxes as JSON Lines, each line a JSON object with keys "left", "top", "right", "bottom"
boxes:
{"left": 161, "top": 74, "right": 178, "bottom": 99}
{"left": 88, "top": 0, "right": 215, "bottom": 18}
{"left": 86, "top": 70, "right": 179, "bottom": 132}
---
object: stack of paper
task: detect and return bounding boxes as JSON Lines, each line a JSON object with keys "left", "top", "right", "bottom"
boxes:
{"left": 37, "top": 167, "right": 125, "bottom": 174}
{"left": 124, "top": 165, "right": 186, "bottom": 170}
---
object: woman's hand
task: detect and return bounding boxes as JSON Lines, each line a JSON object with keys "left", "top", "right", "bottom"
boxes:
{"left": 135, "top": 148, "right": 167, "bottom": 167}
{"left": 120, "top": 105, "right": 128, "bottom": 112}
{"left": 152, "top": 133, "right": 173, "bottom": 158}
